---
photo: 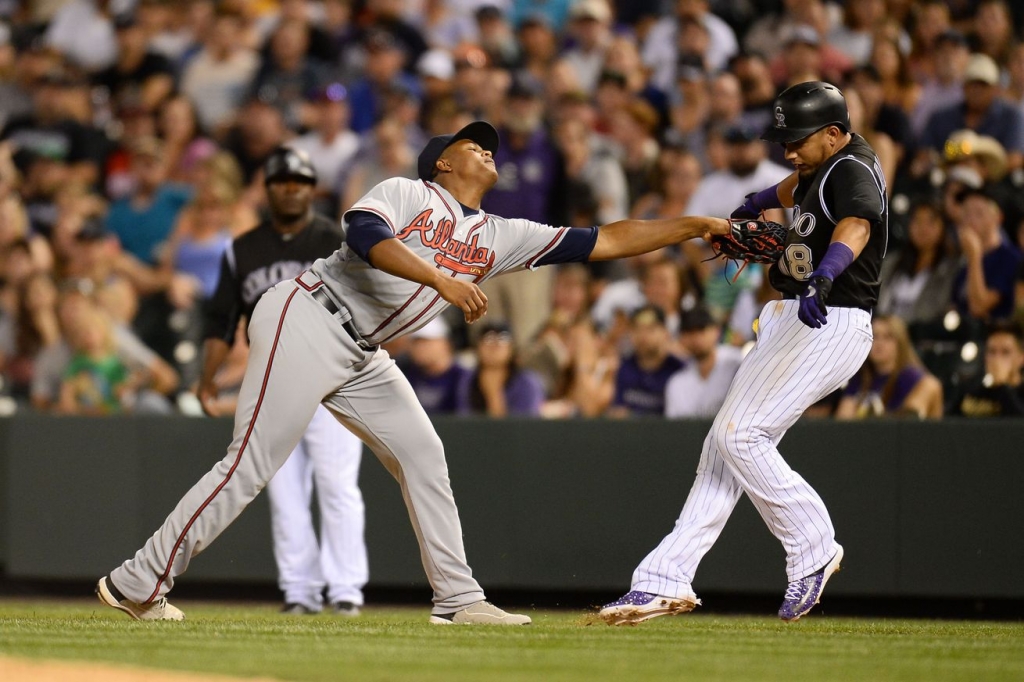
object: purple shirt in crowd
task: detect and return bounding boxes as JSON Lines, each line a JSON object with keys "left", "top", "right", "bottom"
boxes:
{"left": 457, "top": 369, "right": 546, "bottom": 416}
{"left": 480, "top": 128, "right": 560, "bottom": 223}
{"left": 613, "top": 354, "right": 686, "bottom": 416}
{"left": 399, "top": 362, "right": 472, "bottom": 415}
{"left": 844, "top": 365, "right": 926, "bottom": 412}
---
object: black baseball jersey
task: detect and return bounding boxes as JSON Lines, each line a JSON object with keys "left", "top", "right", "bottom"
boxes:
{"left": 205, "top": 214, "right": 344, "bottom": 344}
{"left": 769, "top": 134, "right": 888, "bottom": 310}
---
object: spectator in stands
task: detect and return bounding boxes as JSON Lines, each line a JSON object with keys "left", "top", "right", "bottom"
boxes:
{"left": 554, "top": 117, "right": 628, "bottom": 225}
{"left": 523, "top": 263, "right": 590, "bottom": 391}
{"left": 421, "top": 0, "right": 478, "bottom": 49}
{"left": 249, "top": 18, "right": 330, "bottom": 131}
{"left": 224, "top": 99, "right": 290, "bottom": 186}
{"left": 1005, "top": 42, "right": 1024, "bottom": 116}
{"left": 665, "top": 57, "right": 710, "bottom": 167}
{"left": 727, "top": 51, "right": 777, "bottom": 134}
{"left": 836, "top": 315, "right": 944, "bottom": 419}
{"left": 157, "top": 95, "right": 217, "bottom": 185}
{"left": 473, "top": 5, "right": 519, "bottom": 70}
{"left": 608, "top": 305, "right": 684, "bottom": 417}
{"left": 287, "top": 83, "right": 359, "bottom": 214}
{"left": 93, "top": 12, "right": 175, "bottom": 115}
{"left": 907, "top": 0, "right": 952, "bottom": 82}
{"left": 105, "top": 136, "right": 191, "bottom": 266}
{"left": 561, "top": 0, "right": 612, "bottom": 95}
{"left": 952, "top": 186, "right": 1022, "bottom": 321}
{"left": 948, "top": 320, "right": 1024, "bottom": 417}
{"left": 347, "top": 29, "right": 419, "bottom": 134}
{"left": 770, "top": 24, "right": 847, "bottom": 89}
{"left": 828, "top": 0, "right": 888, "bottom": 65}
{"left": 417, "top": 50, "right": 457, "bottom": 104}
{"left": 911, "top": 29, "right": 970, "bottom": 140}
{"left": 664, "top": 304, "right": 743, "bottom": 419}
{"left": 398, "top": 317, "right": 470, "bottom": 415}
{"left": 0, "top": 272, "right": 61, "bottom": 402}
{"left": 363, "top": 0, "right": 429, "bottom": 70}
{"left": 516, "top": 13, "right": 559, "bottom": 83}
{"left": 458, "top": 320, "right": 545, "bottom": 417}
{"left": 606, "top": 98, "right": 660, "bottom": 208}
{"left": 43, "top": 0, "right": 118, "bottom": 74}
{"left": 256, "top": 0, "right": 340, "bottom": 65}
{"left": 642, "top": 0, "right": 737, "bottom": 92}
{"left": 878, "top": 200, "right": 961, "bottom": 326}
{"left": 971, "top": 0, "right": 1015, "bottom": 67}
{"left": 921, "top": 54, "right": 1024, "bottom": 172}
{"left": 869, "top": 35, "right": 919, "bottom": 115}
{"left": 844, "top": 64, "right": 914, "bottom": 186}
{"left": 180, "top": 6, "right": 260, "bottom": 135}
{"left": 57, "top": 302, "right": 132, "bottom": 415}
{"left": 744, "top": 0, "right": 841, "bottom": 63}
{"left": 339, "top": 117, "right": 417, "bottom": 214}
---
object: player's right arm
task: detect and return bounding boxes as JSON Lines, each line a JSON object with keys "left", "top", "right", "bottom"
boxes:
{"left": 364, "top": 237, "right": 488, "bottom": 323}
{"left": 197, "top": 249, "right": 243, "bottom": 415}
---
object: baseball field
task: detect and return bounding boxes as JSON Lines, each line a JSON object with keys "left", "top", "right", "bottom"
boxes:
{"left": 1, "top": 599, "right": 1023, "bottom": 681}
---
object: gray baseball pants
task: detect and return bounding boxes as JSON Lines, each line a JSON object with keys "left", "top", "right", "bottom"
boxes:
{"left": 109, "top": 276, "right": 486, "bottom": 614}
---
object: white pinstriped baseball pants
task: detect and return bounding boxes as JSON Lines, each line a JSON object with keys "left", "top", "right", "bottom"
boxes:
{"left": 267, "top": 404, "right": 367, "bottom": 609}
{"left": 632, "top": 300, "right": 872, "bottom": 597}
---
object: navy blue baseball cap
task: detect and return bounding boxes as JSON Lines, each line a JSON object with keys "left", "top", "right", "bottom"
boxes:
{"left": 417, "top": 121, "right": 500, "bottom": 181}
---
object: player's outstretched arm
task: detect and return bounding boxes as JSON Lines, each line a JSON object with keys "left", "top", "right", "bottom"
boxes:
{"left": 588, "top": 216, "right": 730, "bottom": 261}
{"left": 367, "top": 238, "right": 488, "bottom": 323}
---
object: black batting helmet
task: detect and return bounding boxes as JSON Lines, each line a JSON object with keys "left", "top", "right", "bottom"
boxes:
{"left": 761, "top": 81, "right": 850, "bottom": 145}
{"left": 263, "top": 147, "right": 318, "bottom": 185}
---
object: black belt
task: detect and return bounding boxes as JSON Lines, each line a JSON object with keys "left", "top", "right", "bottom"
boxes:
{"left": 311, "top": 287, "right": 378, "bottom": 351}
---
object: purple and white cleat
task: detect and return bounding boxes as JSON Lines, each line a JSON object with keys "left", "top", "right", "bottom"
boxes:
{"left": 778, "top": 544, "right": 844, "bottom": 622}
{"left": 598, "top": 590, "right": 700, "bottom": 626}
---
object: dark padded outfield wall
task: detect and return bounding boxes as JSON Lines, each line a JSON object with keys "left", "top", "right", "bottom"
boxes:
{"left": 2, "top": 416, "right": 1021, "bottom": 599}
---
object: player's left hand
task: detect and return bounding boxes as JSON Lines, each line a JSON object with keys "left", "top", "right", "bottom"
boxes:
{"left": 798, "top": 275, "right": 832, "bottom": 328}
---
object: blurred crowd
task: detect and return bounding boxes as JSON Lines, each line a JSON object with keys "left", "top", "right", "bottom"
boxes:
{"left": 1, "top": 0, "right": 1024, "bottom": 419}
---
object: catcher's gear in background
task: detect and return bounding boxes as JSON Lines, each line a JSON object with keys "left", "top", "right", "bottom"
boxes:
{"left": 710, "top": 218, "right": 788, "bottom": 265}
{"left": 760, "top": 81, "right": 851, "bottom": 144}
{"left": 798, "top": 275, "right": 833, "bottom": 328}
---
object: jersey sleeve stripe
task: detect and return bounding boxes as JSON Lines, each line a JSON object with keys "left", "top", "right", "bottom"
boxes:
{"left": 524, "top": 227, "right": 569, "bottom": 270}
{"left": 348, "top": 206, "right": 397, "bottom": 234}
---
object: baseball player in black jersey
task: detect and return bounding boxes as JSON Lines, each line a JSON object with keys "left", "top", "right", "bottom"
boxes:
{"left": 198, "top": 148, "right": 368, "bottom": 615}
{"left": 601, "top": 82, "right": 887, "bottom": 625}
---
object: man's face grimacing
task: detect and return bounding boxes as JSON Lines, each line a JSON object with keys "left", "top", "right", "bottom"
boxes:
{"left": 783, "top": 125, "right": 846, "bottom": 177}
{"left": 266, "top": 177, "right": 315, "bottom": 221}
{"left": 435, "top": 140, "right": 498, "bottom": 187}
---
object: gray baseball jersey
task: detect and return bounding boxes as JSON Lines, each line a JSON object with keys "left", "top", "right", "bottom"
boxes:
{"left": 312, "top": 178, "right": 573, "bottom": 346}
{"left": 108, "top": 178, "right": 584, "bottom": 616}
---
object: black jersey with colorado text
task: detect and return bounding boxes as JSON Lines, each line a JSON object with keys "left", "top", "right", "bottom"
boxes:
{"left": 769, "top": 134, "right": 888, "bottom": 310}
{"left": 204, "top": 215, "right": 344, "bottom": 344}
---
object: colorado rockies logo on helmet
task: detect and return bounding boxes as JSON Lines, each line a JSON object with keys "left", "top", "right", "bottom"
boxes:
{"left": 775, "top": 106, "right": 786, "bottom": 128}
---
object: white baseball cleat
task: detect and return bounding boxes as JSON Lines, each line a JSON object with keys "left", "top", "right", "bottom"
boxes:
{"left": 429, "top": 601, "right": 531, "bottom": 625}
{"left": 599, "top": 590, "right": 700, "bottom": 626}
{"left": 96, "top": 576, "right": 185, "bottom": 621}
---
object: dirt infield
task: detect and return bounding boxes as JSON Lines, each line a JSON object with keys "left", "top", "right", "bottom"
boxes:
{"left": 0, "top": 656, "right": 279, "bottom": 682}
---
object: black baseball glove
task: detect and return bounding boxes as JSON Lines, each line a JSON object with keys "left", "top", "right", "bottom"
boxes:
{"left": 709, "top": 218, "right": 788, "bottom": 265}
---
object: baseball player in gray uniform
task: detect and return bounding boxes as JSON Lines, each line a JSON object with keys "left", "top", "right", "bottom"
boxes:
{"left": 600, "top": 82, "right": 887, "bottom": 625}
{"left": 199, "top": 148, "right": 367, "bottom": 616}
{"left": 96, "top": 121, "right": 729, "bottom": 624}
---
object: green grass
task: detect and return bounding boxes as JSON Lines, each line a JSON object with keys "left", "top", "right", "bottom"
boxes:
{"left": 1, "top": 599, "right": 1023, "bottom": 681}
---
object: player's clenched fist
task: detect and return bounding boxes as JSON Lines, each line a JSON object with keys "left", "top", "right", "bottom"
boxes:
{"left": 435, "top": 277, "right": 488, "bottom": 323}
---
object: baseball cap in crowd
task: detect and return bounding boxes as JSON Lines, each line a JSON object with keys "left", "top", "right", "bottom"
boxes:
{"left": 476, "top": 320, "right": 513, "bottom": 343}
{"left": 411, "top": 317, "right": 450, "bottom": 341}
{"left": 417, "top": 120, "right": 500, "bottom": 181}
{"left": 569, "top": 0, "right": 612, "bottom": 23}
{"left": 724, "top": 123, "right": 762, "bottom": 144}
{"left": 507, "top": 72, "right": 544, "bottom": 99}
{"left": 675, "top": 54, "right": 706, "bottom": 83}
{"left": 418, "top": 49, "right": 455, "bottom": 81}
{"left": 678, "top": 304, "right": 716, "bottom": 333}
{"left": 935, "top": 29, "right": 968, "bottom": 49}
{"left": 309, "top": 82, "right": 348, "bottom": 103}
{"left": 75, "top": 218, "right": 110, "bottom": 242}
{"left": 954, "top": 183, "right": 999, "bottom": 206}
{"left": 113, "top": 12, "right": 139, "bottom": 31}
{"left": 364, "top": 28, "right": 403, "bottom": 54}
{"left": 474, "top": 4, "right": 505, "bottom": 22}
{"left": 783, "top": 24, "right": 821, "bottom": 48}
{"left": 630, "top": 305, "right": 667, "bottom": 327}
{"left": 964, "top": 53, "right": 1000, "bottom": 85}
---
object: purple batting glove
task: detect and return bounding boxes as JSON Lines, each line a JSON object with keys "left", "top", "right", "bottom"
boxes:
{"left": 798, "top": 275, "right": 832, "bottom": 328}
